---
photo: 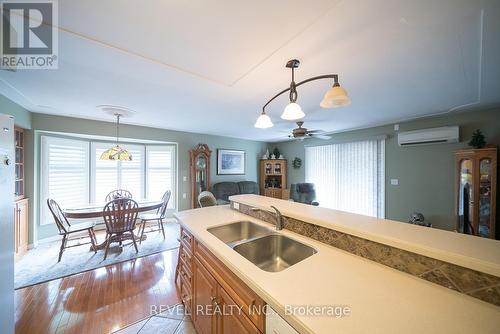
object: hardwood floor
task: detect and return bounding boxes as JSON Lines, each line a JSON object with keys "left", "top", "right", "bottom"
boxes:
{"left": 15, "top": 249, "right": 181, "bottom": 334}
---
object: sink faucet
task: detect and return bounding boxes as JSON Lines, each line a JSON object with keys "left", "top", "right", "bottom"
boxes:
{"left": 270, "top": 206, "right": 284, "bottom": 230}
{"left": 251, "top": 205, "right": 284, "bottom": 231}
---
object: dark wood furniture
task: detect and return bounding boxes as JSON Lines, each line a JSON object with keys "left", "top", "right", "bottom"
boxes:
{"left": 455, "top": 148, "right": 497, "bottom": 239}
{"left": 178, "top": 226, "right": 266, "bottom": 334}
{"left": 47, "top": 199, "right": 98, "bottom": 262}
{"left": 105, "top": 189, "right": 133, "bottom": 202}
{"left": 14, "top": 127, "right": 29, "bottom": 259}
{"left": 190, "top": 144, "right": 212, "bottom": 208}
{"left": 102, "top": 198, "right": 140, "bottom": 260}
{"left": 138, "top": 190, "right": 171, "bottom": 243}
{"left": 63, "top": 200, "right": 162, "bottom": 219}
{"left": 259, "top": 159, "right": 288, "bottom": 199}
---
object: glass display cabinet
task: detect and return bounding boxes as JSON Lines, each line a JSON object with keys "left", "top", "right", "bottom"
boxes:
{"left": 455, "top": 148, "right": 497, "bottom": 239}
{"left": 190, "top": 144, "right": 212, "bottom": 208}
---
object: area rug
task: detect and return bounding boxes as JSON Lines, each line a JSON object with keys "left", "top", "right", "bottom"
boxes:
{"left": 15, "top": 220, "right": 180, "bottom": 289}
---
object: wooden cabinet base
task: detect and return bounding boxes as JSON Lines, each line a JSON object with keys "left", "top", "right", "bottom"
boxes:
{"left": 180, "top": 227, "right": 266, "bottom": 334}
{"left": 15, "top": 198, "right": 29, "bottom": 260}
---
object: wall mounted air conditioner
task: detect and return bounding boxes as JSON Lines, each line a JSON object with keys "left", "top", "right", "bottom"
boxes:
{"left": 397, "top": 126, "right": 459, "bottom": 146}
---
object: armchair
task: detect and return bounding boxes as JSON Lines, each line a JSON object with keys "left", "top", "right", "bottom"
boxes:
{"left": 290, "top": 183, "right": 319, "bottom": 206}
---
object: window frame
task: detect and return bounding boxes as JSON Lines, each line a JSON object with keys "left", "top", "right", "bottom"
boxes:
{"left": 40, "top": 135, "right": 91, "bottom": 225}
{"left": 90, "top": 141, "right": 146, "bottom": 203}
{"left": 304, "top": 138, "right": 386, "bottom": 218}
{"left": 40, "top": 134, "right": 178, "bottom": 225}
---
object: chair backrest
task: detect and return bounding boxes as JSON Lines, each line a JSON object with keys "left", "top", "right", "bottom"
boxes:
{"left": 47, "top": 198, "right": 70, "bottom": 234}
{"left": 158, "top": 190, "right": 172, "bottom": 219}
{"left": 198, "top": 191, "right": 217, "bottom": 207}
{"left": 105, "top": 189, "right": 133, "bottom": 203}
{"left": 103, "top": 198, "right": 139, "bottom": 234}
{"left": 290, "top": 183, "right": 317, "bottom": 204}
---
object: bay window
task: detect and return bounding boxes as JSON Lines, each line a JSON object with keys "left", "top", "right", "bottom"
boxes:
{"left": 41, "top": 135, "right": 177, "bottom": 225}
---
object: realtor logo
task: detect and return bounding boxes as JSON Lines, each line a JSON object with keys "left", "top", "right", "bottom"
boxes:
{"left": 1, "top": 0, "right": 58, "bottom": 69}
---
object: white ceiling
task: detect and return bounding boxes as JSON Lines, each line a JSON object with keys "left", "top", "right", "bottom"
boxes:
{"left": 1, "top": 0, "right": 499, "bottom": 142}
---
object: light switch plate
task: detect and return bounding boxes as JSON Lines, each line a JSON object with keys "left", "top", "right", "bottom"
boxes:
{"left": 183, "top": 176, "right": 187, "bottom": 182}
{"left": 394, "top": 124, "right": 399, "bottom": 131}
{"left": 391, "top": 179, "right": 399, "bottom": 185}
{"left": 182, "top": 193, "right": 187, "bottom": 199}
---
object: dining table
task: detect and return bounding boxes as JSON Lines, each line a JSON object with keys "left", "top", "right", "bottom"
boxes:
{"left": 64, "top": 200, "right": 163, "bottom": 250}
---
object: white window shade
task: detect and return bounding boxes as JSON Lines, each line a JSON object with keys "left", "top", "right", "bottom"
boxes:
{"left": 91, "top": 142, "right": 144, "bottom": 202}
{"left": 41, "top": 136, "right": 89, "bottom": 225}
{"left": 147, "top": 145, "right": 176, "bottom": 208}
{"left": 92, "top": 143, "right": 118, "bottom": 203}
{"left": 40, "top": 135, "right": 178, "bottom": 225}
{"left": 120, "top": 145, "right": 144, "bottom": 200}
{"left": 305, "top": 139, "right": 385, "bottom": 218}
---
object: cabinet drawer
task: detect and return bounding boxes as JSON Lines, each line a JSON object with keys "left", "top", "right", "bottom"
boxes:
{"left": 180, "top": 227, "right": 193, "bottom": 251}
{"left": 181, "top": 278, "right": 193, "bottom": 316}
{"left": 194, "top": 240, "right": 266, "bottom": 332}
{"left": 180, "top": 243, "right": 193, "bottom": 269}
{"left": 218, "top": 285, "right": 261, "bottom": 334}
{"left": 180, "top": 262, "right": 193, "bottom": 290}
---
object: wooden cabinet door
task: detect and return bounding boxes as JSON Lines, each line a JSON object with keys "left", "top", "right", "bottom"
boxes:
{"left": 217, "top": 285, "right": 260, "bottom": 334}
{"left": 193, "top": 257, "right": 217, "bottom": 334}
{"left": 14, "top": 206, "right": 19, "bottom": 254}
{"left": 18, "top": 200, "right": 28, "bottom": 252}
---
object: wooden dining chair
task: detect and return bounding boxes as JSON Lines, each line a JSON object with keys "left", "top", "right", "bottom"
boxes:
{"left": 138, "top": 190, "right": 171, "bottom": 243}
{"left": 102, "top": 198, "right": 139, "bottom": 260}
{"left": 105, "top": 189, "right": 133, "bottom": 203}
{"left": 47, "top": 199, "right": 98, "bottom": 262}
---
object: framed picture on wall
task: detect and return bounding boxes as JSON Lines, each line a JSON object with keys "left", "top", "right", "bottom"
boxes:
{"left": 217, "top": 149, "right": 245, "bottom": 175}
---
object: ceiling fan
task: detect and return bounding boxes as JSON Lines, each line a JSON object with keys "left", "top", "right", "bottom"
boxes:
{"left": 288, "top": 121, "right": 331, "bottom": 140}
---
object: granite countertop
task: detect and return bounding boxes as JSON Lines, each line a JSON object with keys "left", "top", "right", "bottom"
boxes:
{"left": 229, "top": 194, "right": 500, "bottom": 277}
{"left": 174, "top": 205, "right": 500, "bottom": 334}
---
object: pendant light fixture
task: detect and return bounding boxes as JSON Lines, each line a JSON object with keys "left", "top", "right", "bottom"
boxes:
{"left": 281, "top": 60, "right": 305, "bottom": 120}
{"left": 254, "top": 110, "right": 274, "bottom": 128}
{"left": 255, "top": 59, "right": 350, "bottom": 128}
{"left": 98, "top": 106, "right": 133, "bottom": 161}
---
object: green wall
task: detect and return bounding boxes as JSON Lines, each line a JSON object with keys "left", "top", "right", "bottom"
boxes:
{"left": 0, "top": 95, "right": 31, "bottom": 129}
{"left": 27, "top": 113, "right": 266, "bottom": 241}
{"left": 4, "top": 90, "right": 500, "bottom": 240}
{"left": 273, "top": 108, "right": 500, "bottom": 231}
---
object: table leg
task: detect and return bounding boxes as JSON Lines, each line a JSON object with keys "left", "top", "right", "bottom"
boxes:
{"left": 90, "top": 232, "right": 147, "bottom": 251}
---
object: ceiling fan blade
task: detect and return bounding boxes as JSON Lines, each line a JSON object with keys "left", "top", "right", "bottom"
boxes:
{"left": 307, "top": 129, "right": 324, "bottom": 133}
{"left": 313, "top": 134, "right": 332, "bottom": 140}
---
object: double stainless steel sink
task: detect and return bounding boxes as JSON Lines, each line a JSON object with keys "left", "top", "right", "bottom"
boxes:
{"left": 208, "top": 221, "right": 317, "bottom": 272}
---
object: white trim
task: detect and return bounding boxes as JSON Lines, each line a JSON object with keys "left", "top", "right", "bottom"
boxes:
{"left": 39, "top": 134, "right": 178, "bottom": 226}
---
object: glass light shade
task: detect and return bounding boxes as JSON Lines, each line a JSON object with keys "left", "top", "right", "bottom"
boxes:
{"left": 100, "top": 145, "right": 133, "bottom": 161}
{"left": 281, "top": 102, "right": 305, "bottom": 120}
{"left": 320, "top": 85, "right": 351, "bottom": 108}
{"left": 254, "top": 112, "right": 274, "bottom": 128}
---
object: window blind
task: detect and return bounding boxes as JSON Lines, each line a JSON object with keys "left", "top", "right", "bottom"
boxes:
{"left": 91, "top": 143, "right": 145, "bottom": 202}
{"left": 41, "top": 136, "right": 90, "bottom": 225}
{"left": 40, "top": 135, "right": 177, "bottom": 225}
{"left": 305, "top": 139, "right": 385, "bottom": 218}
{"left": 146, "top": 145, "right": 176, "bottom": 208}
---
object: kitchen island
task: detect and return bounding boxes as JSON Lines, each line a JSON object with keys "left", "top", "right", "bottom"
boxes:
{"left": 174, "top": 197, "right": 500, "bottom": 334}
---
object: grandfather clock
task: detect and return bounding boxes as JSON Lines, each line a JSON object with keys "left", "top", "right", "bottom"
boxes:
{"left": 190, "top": 144, "right": 212, "bottom": 208}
